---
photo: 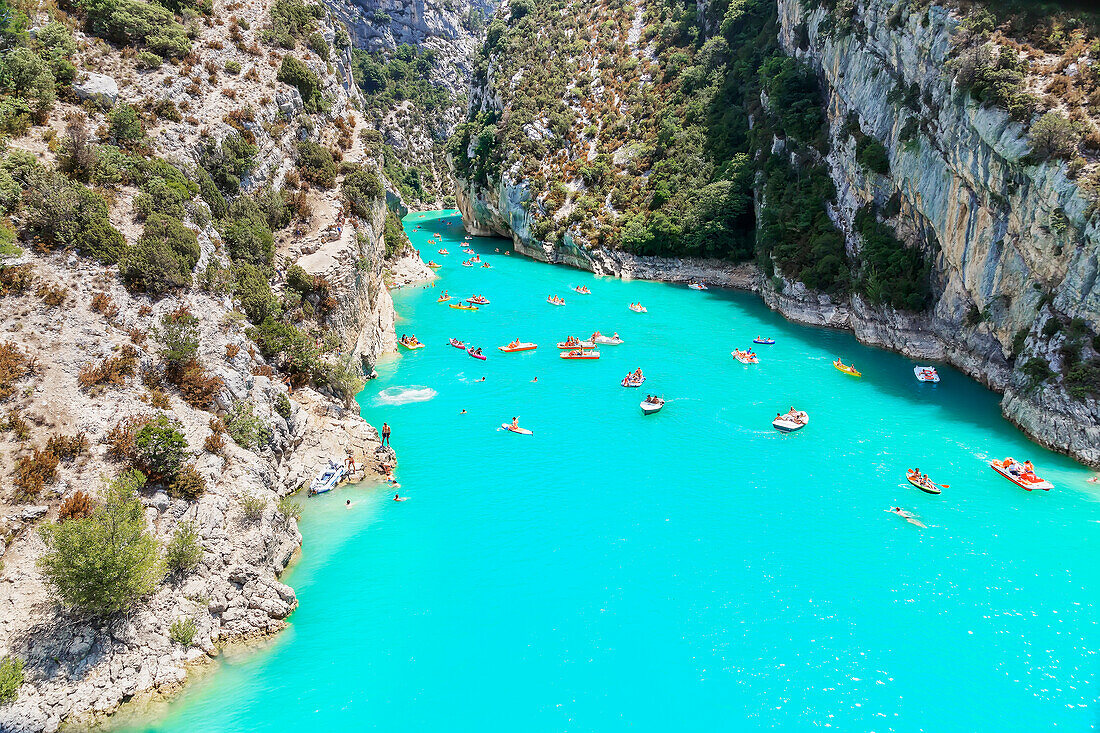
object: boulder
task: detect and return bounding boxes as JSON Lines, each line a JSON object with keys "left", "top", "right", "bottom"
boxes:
{"left": 72, "top": 73, "right": 119, "bottom": 106}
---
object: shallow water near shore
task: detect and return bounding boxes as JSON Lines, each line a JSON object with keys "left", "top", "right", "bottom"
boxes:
{"left": 127, "top": 210, "right": 1100, "bottom": 732}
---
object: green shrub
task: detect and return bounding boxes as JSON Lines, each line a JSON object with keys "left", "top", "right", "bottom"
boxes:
{"left": 108, "top": 103, "right": 143, "bottom": 147}
{"left": 25, "top": 175, "right": 126, "bottom": 263}
{"left": 136, "top": 50, "right": 163, "bottom": 70}
{"left": 224, "top": 59, "right": 241, "bottom": 74}
{"left": 341, "top": 167, "right": 384, "bottom": 218}
{"left": 240, "top": 493, "right": 267, "bottom": 522}
{"left": 854, "top": 207, "right": 929, "bottom": 310}
{"left": 275, "top": 392, "right": 292, "bottom": 419}
{"left": 1029, "top": 111, "right": 1080, "bottom": 161}
{"left": 37, "top": 470, "right": 162, "bottom": 616}
{"left": 133, "top": 414, "right": 188, "bottom": 482}
{"left": 165, "top": 520, "right": 203, "bottom": 573}
{"left": 1022, "top": 356, "right": 1055, "bottom": 386}
{"left": 383, "top": 208, "right": 407, "bottom": 257}
{"left": 157, "top": 305, "right": 199, "bottom": 366}
{"left": 122, "top": 214, "right": 199, "bottom": 293}
{"left": 949, "top": 43, "right": 1035, "bottom": 121}
{"left": 296, "top": 139, "right": 336, "bottom": 187}
{"left": 198, "top": 132, "right": 257, "bottom": 196}
{"left": 225, "top": 402, "right": 272, "bottom": 450}
{"left": 0, "top": 655, "right": 23, "bottom": 705}
{"left": 276, "top": 495, "right": 301, "bottom": 523}
{"left": 0, "top": 46, "right": 55, "bottom": 115}
{"left": 221, "top": 209, "right": 275, "bottom": 267}
{"left": 247, "top": 317, "right": 319, "bottom": 379}
{"left": 169, "top": 616, "right": 197, "bottom": 646}
{"left": 269, "top": 0, "right": 324, "bottom": 47}
{"left": 308, "top": 31, "right": 329, "bottom": 61}
{"left": 76, "top": 0, "right": 191, "bottom": 57}
{"left": 857, "top": 136, "right": 890, "bottom": 175}
{"left": 234, "top": 262, "right": 278, "bottom": 323}
{"left": 277, "top": 55, "right": 326, "bottom": 112}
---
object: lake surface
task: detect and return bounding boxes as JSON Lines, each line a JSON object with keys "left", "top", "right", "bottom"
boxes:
{"left": 128, "top": 210, "right": 1100, "bottom": 731}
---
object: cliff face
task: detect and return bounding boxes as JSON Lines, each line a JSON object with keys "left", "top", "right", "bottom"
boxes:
{"left": 772, "top": 0, "right": 1100, "bottom": 464}
{"left": 324, "top": 0, "right": 500, "bottom": 207}
{"left": 456, "top": 0, "right": 1100, "bottom": 466}
{"left": 0, "top": 0, "right": 406, "bottom": 728}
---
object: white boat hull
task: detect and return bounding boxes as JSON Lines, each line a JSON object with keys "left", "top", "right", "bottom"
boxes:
{"left": 772, "top": 411, "right": 809, "bottom": 433}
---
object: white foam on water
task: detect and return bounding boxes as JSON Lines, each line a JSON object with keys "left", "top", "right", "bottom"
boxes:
{"left": 375, "top": 385, "right": 437, "bottom": 405}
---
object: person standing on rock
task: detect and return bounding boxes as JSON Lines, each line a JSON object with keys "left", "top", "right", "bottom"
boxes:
{"left": 381, "top": 422, "right": 391, "bottom": 447}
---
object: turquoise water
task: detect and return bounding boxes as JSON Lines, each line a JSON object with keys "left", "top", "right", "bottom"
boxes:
{"left": 129, "top": 210, "right": 1100, "bottom": 732}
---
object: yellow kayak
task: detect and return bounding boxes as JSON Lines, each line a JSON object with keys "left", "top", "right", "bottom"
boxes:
{"left": 833, "top": 358, "right": 861, "bottom": 377}
{"left": 450, "top": 303, "right": 478, "bottom": 311}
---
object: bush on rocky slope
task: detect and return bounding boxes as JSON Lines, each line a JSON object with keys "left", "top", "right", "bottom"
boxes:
{"left": 38, "top": 470, "right": 162, "bottom": 616}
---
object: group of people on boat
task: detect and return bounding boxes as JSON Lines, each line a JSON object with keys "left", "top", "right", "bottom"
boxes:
{"left": 399, "top": 334, "right": 422, "bottom": 347}
{"left": 774, "top": 407, "right": 805, "bottom": 426}
{"left": 629, "top": 302, "right": 646, "bottom": 312}
{"left": 548, "top": 295, "right": 566, "bottom": 305}
{"left": 643, "top": 394, "right": 663, "bottom": 405}
{"left": 574, "top": 285, "right": 591, "bottom": 294}
{"left": 1001, "top": 457, "right": 1037, "bottom": 480}
{"left": 562, "top": 336, "right": 585, "bottom": 347}
{"left": 908, "top": 467, "right": 937, "bottom": 491}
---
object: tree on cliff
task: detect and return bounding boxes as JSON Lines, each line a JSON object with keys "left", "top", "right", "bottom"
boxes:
{"left": 38, "top": 470, "right": 162, "bottom": 617}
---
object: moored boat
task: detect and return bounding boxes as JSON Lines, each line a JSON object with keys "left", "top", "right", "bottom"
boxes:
{"left": 906, "top": 469, "right": 942, "bottom": 494}
{"left": 990, "top": 458, "right": 1053, "bottom": 491}
{"left": 641, "top": 396, "right": 665, "bottom": 414}
{"left": 308, "top": 459, "right": 346, "bottom": 496}
{"left": 914, "top": 366, "right": 940, "bottom": 383}
{"left": 560, "top": 350, "right": 600, "bottom": 360}
{"left": 688, "top": 282, "right": 708, "bottom": 290}
{"left": 834, "top": 358, "right": 862, "bottom": 377}
{"left": 499, "top": 341, "right": 537, "bottom": 352}
{"left": 772, "top": 409, "right": 808, "bottom": 433}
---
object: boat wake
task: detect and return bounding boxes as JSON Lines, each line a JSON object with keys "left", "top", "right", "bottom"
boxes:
{"left": 376, "top": 385, "right": 438, "bottom": 405}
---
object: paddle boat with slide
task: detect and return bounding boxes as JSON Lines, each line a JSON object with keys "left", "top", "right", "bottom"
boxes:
{"left": 593, "top": 333, "right": 624, "bottom": 345}
{"left": 641, "top": 395, "right": 665, "bottom": 415}
{"left": 772, "top": 409, "right": 808, "bottom": 433}
{"left": 499, "top": 341, "right": 537, "bottom": 353}
{"left": 834, "top": 358, "right": 862, "bottom": 377}
{"left": 989, "top": 457, "right": 1053, "bottom": 491}
{"left": 914, "top": 366, "right": 940, "bottom": 382}
{"left": 906, "top": 469, "right": 943, "bottom": 494}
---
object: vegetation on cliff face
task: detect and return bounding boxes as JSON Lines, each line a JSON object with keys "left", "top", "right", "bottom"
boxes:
{"left": 452, "top": 0, "right": 928, "bottom": 303}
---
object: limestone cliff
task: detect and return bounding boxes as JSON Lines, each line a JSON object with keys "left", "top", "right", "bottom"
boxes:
{"left": 455, "top": 0, "right": 1100, "bottom": 466}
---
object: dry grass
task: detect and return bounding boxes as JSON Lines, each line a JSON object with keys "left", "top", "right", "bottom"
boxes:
{"left": 0, "top": 265, "right": 35, "bottom": 296}
{"left": 14, "top": 448, "right": 59, "bottom": 499}
{"left": 105, "top": 414, "right": 151, "bottom": 462}
{"left": 58, "top": 490, "right": 95, "bottom": 521}
{"left": 0, "top": 341, "right": 37, "bottom": 400}
{"left": 45, "top": 432, "right": 89, "bottom": 461}
{"left": 204, "top": 418, "right": 226, "bottom": 454}
{"left": 91, "top": 292, "right": 119, "bottom": 320}
{"left": 78, "top": 345, "right": 139, "bottom": 392}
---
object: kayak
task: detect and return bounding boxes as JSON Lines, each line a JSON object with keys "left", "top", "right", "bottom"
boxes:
{"left": 772, "top": 410, "right": 808, "bottom": 433}
{"left": 732, "top": 351, "right": 759, "bottom": 364}
{"left": 501, "top": 423, "right": 533, "bottom": 435}
{"left": 834, "top": 359, "right": 862, "bottom": 377}
{"left": 753, "top": 337, "right": 775, "bottom": 345}
{"left": 641, "top": 397, "right": 664, "bottom": 415}
{"left": 427, "top": 261, "right": 441, "bottom": 268}
{"left": 448, "top": 338, "right": 465, "bottom": 349}
{"left": 437, "top": 295, "right": 451, "bottom": 303}
{"left": 399, "top": 340, "right": 424, "bottom": 350}
{"left": 467, "top": 347, "right": 486, "bottom": 360}
{"left": 467, "top": 297, "right": 490, "bottom": 305}
{"left": 621, "top": 375, "right": 646, "bottom": 387}
{"left": 594, "top": 335, "right": 624, "bottom": 345}
{"left": 556, "top": 340, "right": 595, "bottom": 349}
{"left": 906, "top": 469, "right": 942, "bottom": 495}
{"left": 989, "top": 459, "right": 1053, "bottom": 491}
{"left": 450, "top": 303, "right": 478, "bottom": 310}
{"left": 498, "top": 342, "right": 537, "bottom": 352}
{"left": 560, "top": 350, "right": 600, "bottom": 360}
{"left": 914, "top": 366, "right": 940, "bottom": 382}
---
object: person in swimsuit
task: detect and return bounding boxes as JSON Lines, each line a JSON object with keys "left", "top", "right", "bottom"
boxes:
{"left": 511, "top": 417, "right": 519, "bottom": 429}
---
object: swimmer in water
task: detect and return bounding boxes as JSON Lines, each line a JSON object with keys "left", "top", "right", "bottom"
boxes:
{"left": 346, "top": 499, "right": 352, "bottom": 508}
{"left": 531, "top": 376, "right": 538, "bottom": 382}
{"left": 460, "top": 409, "right": 467, "bottom": 414}
{"left": 477, "top": 376, "right": 486, "bottom": 382}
